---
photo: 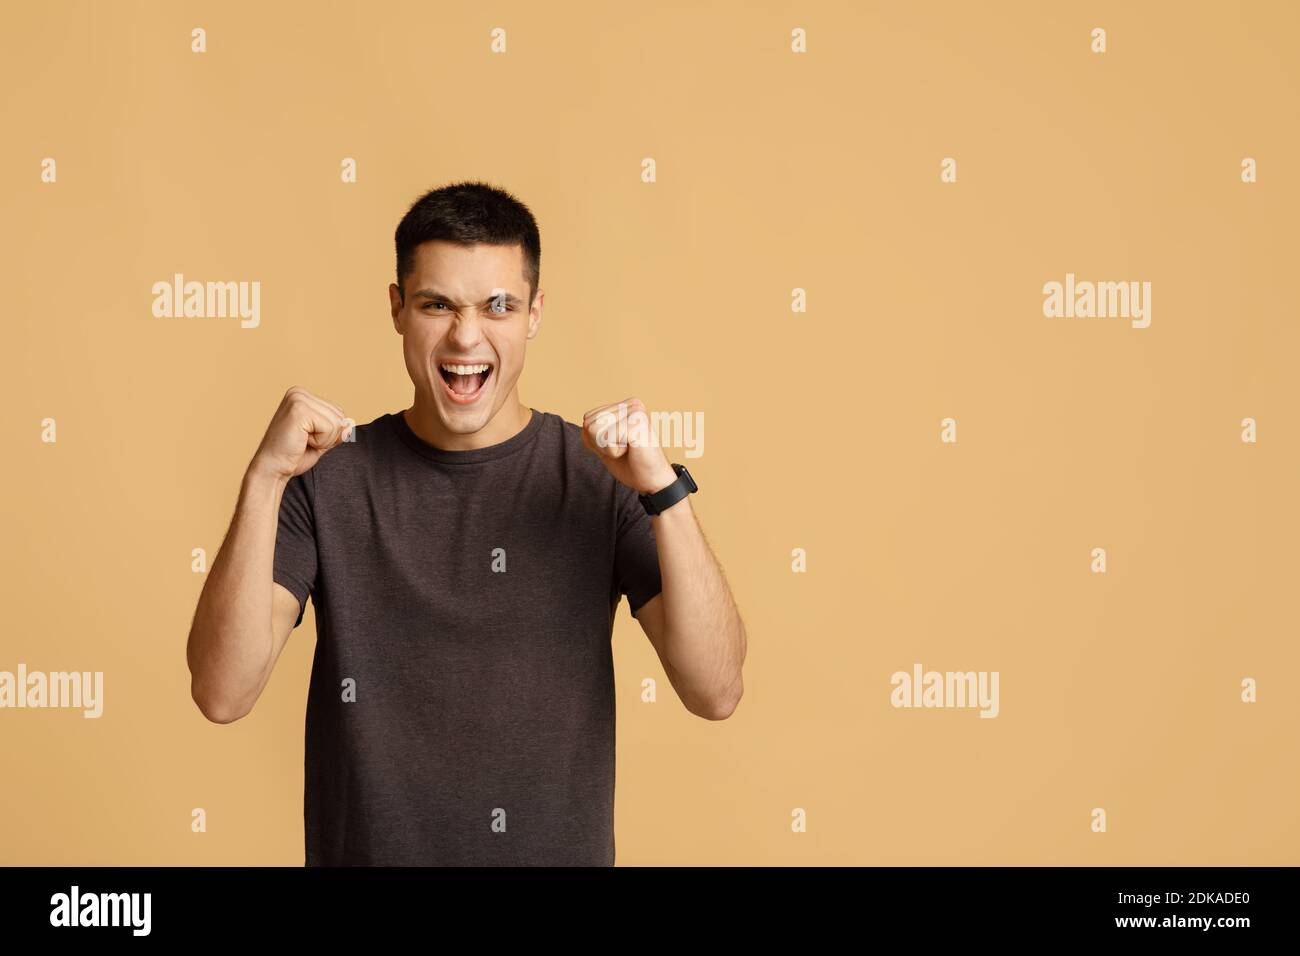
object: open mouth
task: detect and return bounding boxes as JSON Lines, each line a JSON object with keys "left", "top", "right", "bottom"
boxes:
{"left": 438, "top": 362, "right": 493, "bottom": 404}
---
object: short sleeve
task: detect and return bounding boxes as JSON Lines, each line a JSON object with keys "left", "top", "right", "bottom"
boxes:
{"left": 613, "top": 482, "right": 662, "bottom": 618}
{"left": 273, "top": 471, "right": 318, "bottom": 629}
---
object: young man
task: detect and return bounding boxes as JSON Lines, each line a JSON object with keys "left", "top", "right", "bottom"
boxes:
{"left": 185, "top": 180, "right": 746, "bottom": 866}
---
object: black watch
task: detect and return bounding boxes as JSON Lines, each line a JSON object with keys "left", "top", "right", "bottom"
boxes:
{"left": 639, "top": 463, "right": 698, "bottom": 516}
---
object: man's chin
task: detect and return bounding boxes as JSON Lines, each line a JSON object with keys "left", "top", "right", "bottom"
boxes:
{"left": 431, "top": 392, "right": 494, "bottom": 432}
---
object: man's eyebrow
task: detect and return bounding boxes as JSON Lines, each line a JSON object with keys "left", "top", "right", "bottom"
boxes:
{"left": 411, "top": 289, "right": 524, "bottom": 305}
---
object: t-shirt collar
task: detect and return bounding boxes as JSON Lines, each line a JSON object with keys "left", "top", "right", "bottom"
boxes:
{"left": 390, "top": 407, "right": 545, "bottom": 464}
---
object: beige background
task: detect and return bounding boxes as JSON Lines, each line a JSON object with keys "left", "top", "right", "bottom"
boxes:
{"left": 2, "top": 0, "right": 1297, "bottom": 865}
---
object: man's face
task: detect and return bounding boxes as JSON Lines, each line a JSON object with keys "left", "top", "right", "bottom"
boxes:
{"left": 390, "top": 241, "right": 542, "bottom": 437}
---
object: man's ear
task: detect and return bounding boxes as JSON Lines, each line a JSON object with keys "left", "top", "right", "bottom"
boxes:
{"left": 526, "top": 288, "right": 544, "bottom": 340}
{"left": 389, "top": 283, "right": 404, "bottom": 333}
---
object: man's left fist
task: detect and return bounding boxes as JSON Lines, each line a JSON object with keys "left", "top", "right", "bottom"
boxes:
{"left": 582, "top": 398, "right": 677, "bottom": 496}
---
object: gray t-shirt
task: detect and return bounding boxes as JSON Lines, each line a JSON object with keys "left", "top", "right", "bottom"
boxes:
{"left": 272, "top": 407, "right": 662, "bottom": 865}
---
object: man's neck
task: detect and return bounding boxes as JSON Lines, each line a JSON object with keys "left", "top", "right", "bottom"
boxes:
{"left": 403, "top": 395, "right": 533, "bottom": 452}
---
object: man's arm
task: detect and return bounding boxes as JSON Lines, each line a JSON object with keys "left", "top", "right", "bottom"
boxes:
{"left": 186, "top": 387, "right": 350, "bottom": 724}
{"left": 186, "top": 468, "right": 299, "bottom": 724}
{"left": 633, "top": 497, "right": 746, "bottom": 720}
{"left": 583, "top": 398, "right": 746, "bottom": 721}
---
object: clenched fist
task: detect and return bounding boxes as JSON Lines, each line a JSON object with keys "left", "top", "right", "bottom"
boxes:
{"left": 582, "top": 398, "right": 677, "bottom": 496}
{"left": 250, "top": 386, "right": 354, "bottom": 482}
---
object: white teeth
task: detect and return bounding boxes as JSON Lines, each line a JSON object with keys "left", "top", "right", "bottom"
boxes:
{"left": 439, "top": 363, "right": 490, "bottom": 375}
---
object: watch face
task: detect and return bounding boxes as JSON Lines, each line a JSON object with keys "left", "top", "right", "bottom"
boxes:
{"left": 674, "top": 464, "right": 698, "bottom": 492}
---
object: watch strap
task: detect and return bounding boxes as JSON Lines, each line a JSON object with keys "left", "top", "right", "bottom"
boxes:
{"left": 639, "top": 463, "right": 697, "bottom": 516}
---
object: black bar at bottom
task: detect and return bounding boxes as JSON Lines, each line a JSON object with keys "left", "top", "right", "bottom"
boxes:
{"left": 0, "top": 866, "right": 1282, "bottom": 940}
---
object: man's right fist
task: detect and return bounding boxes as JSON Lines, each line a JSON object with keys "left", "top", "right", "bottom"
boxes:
{"left": 250, "top": 386, "right": 353, "bottom": 481}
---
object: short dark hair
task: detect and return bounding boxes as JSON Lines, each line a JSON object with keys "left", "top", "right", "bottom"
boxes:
{"left": 394, "top": 180, "right": 541, "bottom": 305}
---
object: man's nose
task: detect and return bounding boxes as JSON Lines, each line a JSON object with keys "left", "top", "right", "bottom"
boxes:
{"left": 447, "top": 311, "right": 484, "bottom": 348}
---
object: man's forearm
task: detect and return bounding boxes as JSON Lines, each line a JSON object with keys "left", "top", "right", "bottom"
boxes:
{"left": 186, "top": 466, "right": 287, "bottom": 721}
{"left": 651, "top": 497, "right": 747, "bottom": 716}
